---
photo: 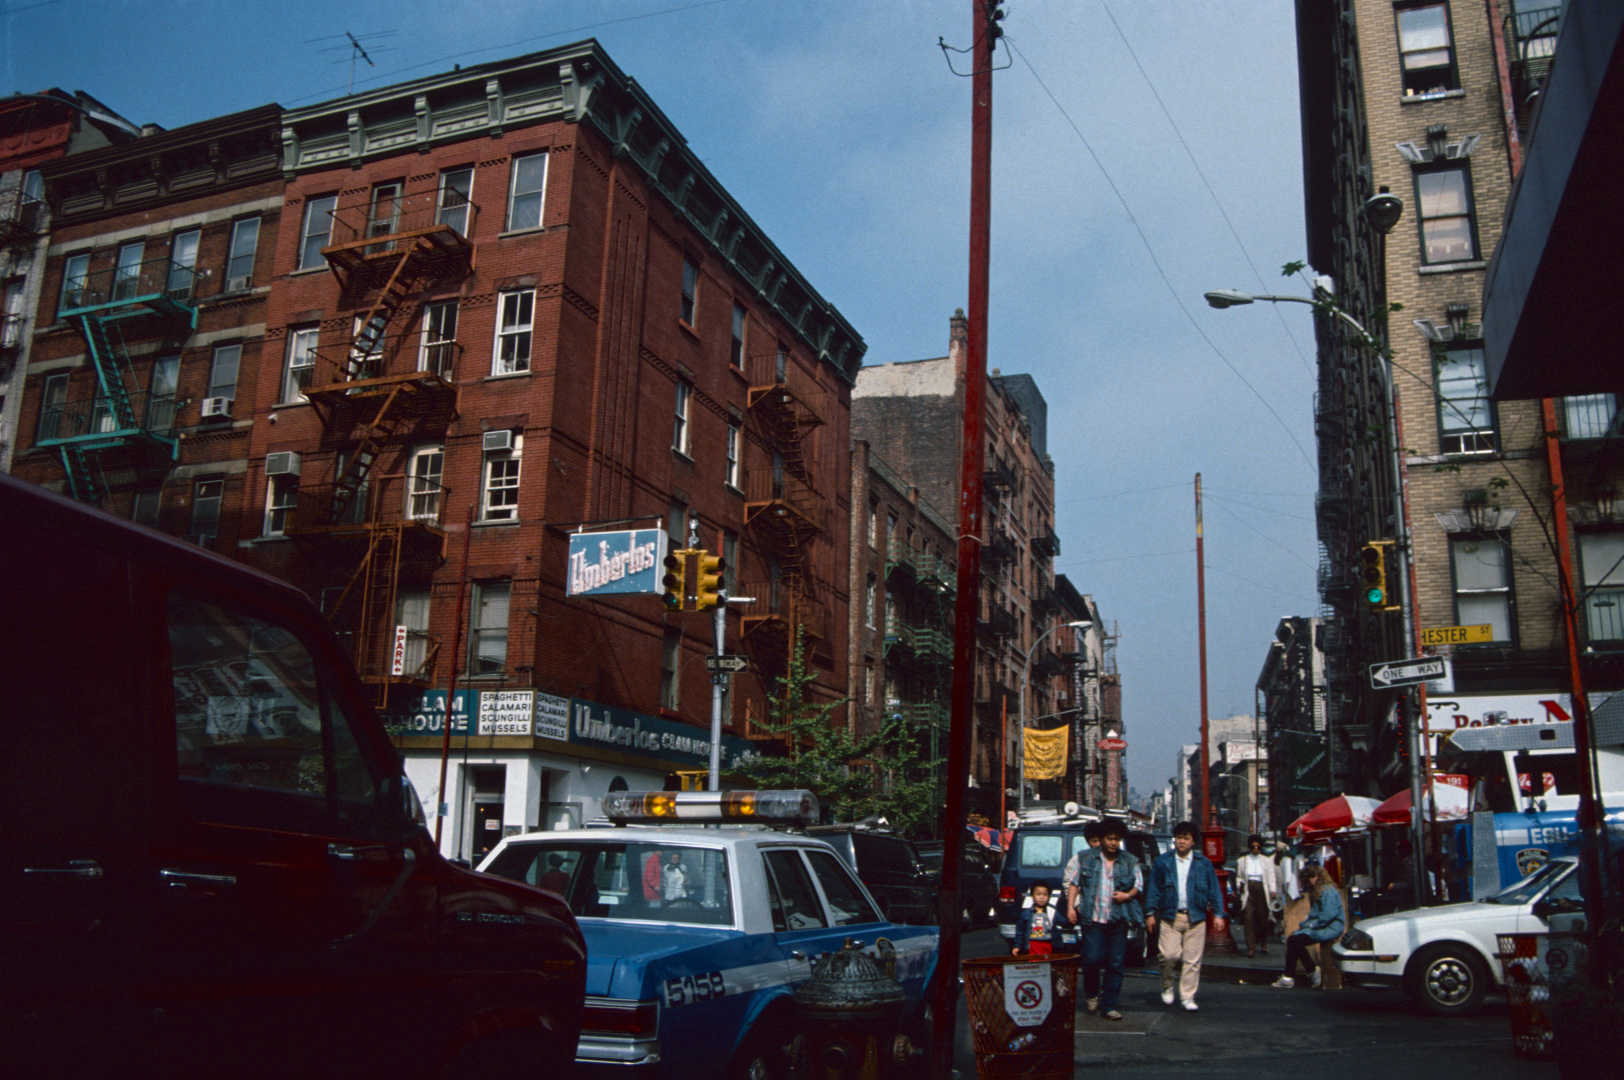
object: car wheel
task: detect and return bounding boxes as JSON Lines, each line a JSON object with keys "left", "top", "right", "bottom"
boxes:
{"left": 1409, "top": 945, "right": 1488, "bottom": 1016}
{"left": 728, "top": 1017, "right": 795, "bottom": 1080}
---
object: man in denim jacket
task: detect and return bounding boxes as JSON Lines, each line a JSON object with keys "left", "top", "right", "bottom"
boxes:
{"left": 1063, "top": 817, "right": 1142, "bottom": 1020}
{"left": 1144, "top": 822, "right": 1224, "bottom": 1011}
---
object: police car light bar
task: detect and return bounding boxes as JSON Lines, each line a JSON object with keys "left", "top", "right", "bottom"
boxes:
{"left": 601, "top": 790, "right": 819, "bottom": 826}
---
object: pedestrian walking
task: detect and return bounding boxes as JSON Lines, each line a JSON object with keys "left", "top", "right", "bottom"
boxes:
{"left": 1235, "top": 834, "right": 1278, "bottom": 957}
{"left": 1064, "top": 817, "right": 1143, "bottom": 1021}
{"left": 1273, "top": 864, "right": 1344, "bottom": 989}
{"left": 1012, "top": 881, "right": 1065, "bottom": 956}
{"left": 1144, "top": 821, "right": 1224, "bottom": 1011}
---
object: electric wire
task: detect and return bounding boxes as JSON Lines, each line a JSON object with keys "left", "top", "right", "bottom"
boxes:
{"left": 1005, "top": 37, "right": 1313, "bottom": 471}
{"left": 1097, "top": 0, "right": 1315, "bottom": 383}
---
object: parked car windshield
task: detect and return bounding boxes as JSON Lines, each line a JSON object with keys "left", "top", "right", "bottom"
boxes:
{"left": 1481, "top": 859, "right": 1574, "bottom": 905}
{"left": 483, "top": 841, "right": 734, "bottom": 926}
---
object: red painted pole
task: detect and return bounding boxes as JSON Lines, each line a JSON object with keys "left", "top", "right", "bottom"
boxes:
{"left": 931, "top": 1, "right": 994, "bottom": 1070}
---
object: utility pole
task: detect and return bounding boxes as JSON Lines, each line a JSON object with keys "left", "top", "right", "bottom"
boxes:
{"left": 933, "top": 1, "right": 999, "bottom": 1070}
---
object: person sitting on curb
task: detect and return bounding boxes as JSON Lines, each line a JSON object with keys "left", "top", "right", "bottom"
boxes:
{"left": 1145, "top": 821, "right": 1225, "bottom": 1012}
{"left": 1273, "top": 864, "right": 1344, "bottom": 989}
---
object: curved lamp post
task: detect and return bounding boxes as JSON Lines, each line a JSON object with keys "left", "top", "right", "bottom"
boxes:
{"left": 1018, "top": 619, "right": 1091, "bottom": 812}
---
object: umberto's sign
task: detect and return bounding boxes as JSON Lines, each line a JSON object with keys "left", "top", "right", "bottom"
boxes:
{"left": 570, "top": 700, "right": 759, "bottom": 770}
{"left": 566, "top": 529, "right": 667, "bottom": 597}
{"left": 1425, "top": 693, "right": 1574, "bottom": 732}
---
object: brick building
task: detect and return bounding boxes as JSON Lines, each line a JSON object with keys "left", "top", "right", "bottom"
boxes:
{"left": 847, "top": 440, "right": 957, "bottom": 804}
{"left": 1295, "top": 1, "right": 1614, "bottom": 806}
{"left": 0, "top": 90, "right": 140, "bottom": 472}
{"left": 11, "top": 105, "right": 283, "bottom": 549}
{"left": 232, "top": 42, "right": 857, "bottom": 858}
{"left": 852, "top": 312, "right": 1084, "bottom": 821}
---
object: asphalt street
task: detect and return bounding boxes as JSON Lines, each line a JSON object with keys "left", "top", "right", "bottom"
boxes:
{"left": 948, "top": 928, "right": 1559, "bottom": 1078}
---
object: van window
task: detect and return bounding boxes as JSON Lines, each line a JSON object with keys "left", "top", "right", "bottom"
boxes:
{"left": 168, "top": 592, "right": 379, "bottom": 834}
{"left": 1019, "top": 834, "right": 1066, "bottom": 869}
{"left": 853, "top": 833, "right": 914, "bottom": 876}
{"left": 763, "top": 849, "right": 828, "bottom": 932}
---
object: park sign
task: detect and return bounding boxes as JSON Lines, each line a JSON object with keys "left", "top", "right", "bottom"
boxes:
{"left": 567, "top": 529, "right": 667, "bottom": 597}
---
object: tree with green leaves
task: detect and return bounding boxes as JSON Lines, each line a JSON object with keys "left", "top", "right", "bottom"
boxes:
{"left": 737, "top": 629, "right": 943, "bottom": 838}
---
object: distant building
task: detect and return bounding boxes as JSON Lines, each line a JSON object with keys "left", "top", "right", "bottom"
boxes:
{"left": 1258, "top": 616, "right": 1328, "bottom": 832}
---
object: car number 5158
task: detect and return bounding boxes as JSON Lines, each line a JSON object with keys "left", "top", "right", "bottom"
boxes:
{"left": 663, "top": 971, "right": 726, "bottom": 1007}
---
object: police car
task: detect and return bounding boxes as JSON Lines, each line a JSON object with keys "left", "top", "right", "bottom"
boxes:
{"left": 476, "top": 790, "right": 939, "bottom": 1076}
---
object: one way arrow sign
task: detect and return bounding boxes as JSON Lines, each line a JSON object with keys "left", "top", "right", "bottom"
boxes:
{"left": 1368, "top": 656, "right": 1448, "bottom": 689}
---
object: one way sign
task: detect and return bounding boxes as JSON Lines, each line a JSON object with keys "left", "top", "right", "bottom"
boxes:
{"left": 1368, "top": 656, "right": 1448, "bottom": 688}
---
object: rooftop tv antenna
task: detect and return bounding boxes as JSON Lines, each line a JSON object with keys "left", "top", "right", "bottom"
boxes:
{"left": 345, "top": 31, "right": 375, "bottom": 95}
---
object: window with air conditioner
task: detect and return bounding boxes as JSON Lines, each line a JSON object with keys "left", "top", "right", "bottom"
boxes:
{"left": 492, "top": 290, "right": 532, "bottom": 375}
{"left": 480, "top": 433, "right": 521, "bottom": 522}
{"left": 225, "top": 216, "right": 259, "bottom": 292}
{"left": 265, "top": 473, "right": 298, "bottom": 536}
{"left": 208, "top": 343, "right": 240, "bottom": 404}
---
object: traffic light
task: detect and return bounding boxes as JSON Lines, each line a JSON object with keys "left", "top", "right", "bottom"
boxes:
{"left": 693, "top": 551, "right": 725, "bottom": 609}
{"left": 1360, "top": 542, "right": 1389, "bottom": 610}
{"left": 987, "top": 3, "right": 1006, "bottom": 43}
{"left": 662, "top": 549, "right": 688, "bottom": 609}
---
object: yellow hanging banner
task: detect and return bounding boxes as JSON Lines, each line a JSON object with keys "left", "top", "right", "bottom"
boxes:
{"left": 1024, "top": 726, "right": 1069, "bottom": 781}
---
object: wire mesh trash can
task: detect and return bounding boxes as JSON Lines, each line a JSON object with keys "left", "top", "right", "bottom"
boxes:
{"left": 1497, "top": 933, "right": 1553, "bottom": 1059}
{"left": 962, "top": 954, "right": 1079, "bottom": 1078}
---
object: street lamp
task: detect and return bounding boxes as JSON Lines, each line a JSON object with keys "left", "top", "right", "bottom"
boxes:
{"left": 1018, "top": 618, "right": 1091, "bottom": 813}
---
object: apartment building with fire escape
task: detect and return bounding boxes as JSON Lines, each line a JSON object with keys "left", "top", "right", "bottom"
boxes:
{"left": 848, "top": 439, "right": 958, "bottom": 806}
{"left": 0, "top": 90, "right": 140, "bottom": 472}
{"left": 852, "top": 312, "right": 1075, "bottom": 822}
{"left": 227, "top": 43, "right": 856, "bottom": 860}
{"left": 1294, "top": 1, "right": 1612, "bottom": 808}
{"left": 12, "top": 105, "right": 282, "bottom": 546}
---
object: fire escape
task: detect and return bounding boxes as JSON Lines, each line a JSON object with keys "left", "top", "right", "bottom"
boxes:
{"left": 740, "top": 349, "right": 830, "bottom": 675}
{"left": 286, "top": 184, "right": 473, "bottom": 705}
{"left": 41, "top": 251, "right": 194, "bottom": 504}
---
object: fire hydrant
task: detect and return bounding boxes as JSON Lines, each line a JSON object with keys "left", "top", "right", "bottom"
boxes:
{"left": 793, "top": 938, "right": 909, "bottom": 1079}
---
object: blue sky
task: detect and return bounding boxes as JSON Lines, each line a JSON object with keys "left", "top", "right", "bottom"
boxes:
{"left": 6, "top": 0, "right": 1321, "bottom": 796}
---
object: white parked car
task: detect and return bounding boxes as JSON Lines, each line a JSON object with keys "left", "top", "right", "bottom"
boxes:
{"left": 1333, "top": 857, "right": 1581, "bottom": 1016}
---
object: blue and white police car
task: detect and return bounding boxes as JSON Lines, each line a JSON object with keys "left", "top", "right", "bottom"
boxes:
{"left": 476, "top": 790, "right": 940, "bottom": 1077}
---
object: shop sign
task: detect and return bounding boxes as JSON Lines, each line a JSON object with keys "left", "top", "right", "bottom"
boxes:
{"left": 566, "top": 529, "right": 667, "bottom": 597}
{"left": 534, "top": 692, "right": 569, "bottom": 741}
{"left": 395, "top": 689, "right": 473, "bottom": 735}
{"left": 480, "top": 690, "right": 534, "bottom": 736}
{"left": 569, "top": 698, "right": 759, "bottom": 770}
{"left": 1425, "top": 694, "right": 1573, "bottom": 733}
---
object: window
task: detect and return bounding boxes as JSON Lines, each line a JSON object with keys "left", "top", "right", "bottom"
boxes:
{"left": 298, "top": 195, "right": 336, "bottom": 270}
{"left": 669, "top": 499, "right": 689, "bottom": 550}
{"left": 367, "top": 181, "right": 402, "bottom": 246}
{"left": 131, "top": 489, "right": 161, "bottom": 528}
{"left": 763, "top": 849, "right": 827, "bottom": 932}
{"left": 725, "top": 423, "right": 740, "bottom": 488}
{"left": 37, "top": 373, "right": 67, "bottom": 441}
{"left": 225, "top": 217, "right": 259, "bottom": 291}
{"left": 661, "top": 627, "right": 681, "bottom": 711}
{"left": 421, "top": 300, "right": 458, "bottom": 378}
{"left": 147, "top": 355, "right": 179, "bottom": 434}
{"left": 1, "top": 278, "right": 25, "bottom": 346}
{"left": 1395, "top": 3, "right": 1457, "bottom": 96}
{"left": 1436, "top": 344, "right": 1495, "bottom": 454}
{"left": 1565, "top": 394, "right": 1617, "bottom": 440}
{"left": 805, "top": 849, "right": 881, "bottom": 926}
{"left": 506, "top": 153, "right": 547, "bottom": 231}
{"left": 167, "top": 230, "right": 199, "bottom": 300}
{"left": 469, "top": 581, "right": 511, "bottom": 676}
{"left": 1580, "top": 532, "right": 1624, "bottom": 647}
{"left": 407, "top": 445, "right": 444, "bottom": 521}
{"left": 722, "top": 531, "right": 738, "bottom": 595}
{"left": 60, "top": 253, "right": 89, "bottom": 311}
{"left": 886, "top": 512, "right": 897, "bottom": 550}
{"left": 21, "top": 169, "right": 41, "bottom": 204}
{"left": 438, "top": 168, "right": 472, "bottom": 235}
{"left": 208, "top": 343, "right": 240, "bottom": 403}
{"left": 680, "top": 256, "right": 698, "bottom": 324}
{"left": 865, "top": 575, "right": 877, "bottom": 628}
{"left": 167, "top": 592, "right": 384, "bottom": 835}
{"left": 1415, "top": 165, "right": 1477, "bottom": 264}
{"left": 481, "top": 432, "right": 521, "bottom": 521}
{"left": 350, "top": 313, "right": 386, "bottom": 380}
{"left": 493, "top": 290, "right": 533, "bottom": 375}
{"left": 395, "top": 590, "right": 432, "bottom": 680}
{"left": 112, "top": 242, "right": 144, "bottom": 302}
{"left": 730, "top": 303, "right": 745, "bottom": 367}
{"left": 868, "top": 503, "right": 878, "bottom": 548}
{"left": 264, "top": 473, "right": 298, "bottom": 536}
{"left": 1451, "top": 534, "right": 1513, "bottom": 643}
{"left": 673, "top": 382, "right": 691, "bottom": 455}
{"left": 191, "top": 479, "right": 223, "bottom": 543}
{"left": 283, "top": 326, "right": 318, "bottom": 403}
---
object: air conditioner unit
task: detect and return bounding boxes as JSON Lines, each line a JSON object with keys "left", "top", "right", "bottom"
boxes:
{"left": 200, "top": 397, "right": 233, "bottom": 418}
{"left": 482, "top": 430, "right": 514, "bottom": 453}
{"left": 225, "top": 275, "right": 251, "bottom": 293}
{"left": 265, "top": 451, "right": 302, "bottom": 477}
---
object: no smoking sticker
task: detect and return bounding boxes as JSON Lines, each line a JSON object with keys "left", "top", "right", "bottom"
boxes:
{"left": 1004, "top": 962, "right": 1052, "bottom": 1026}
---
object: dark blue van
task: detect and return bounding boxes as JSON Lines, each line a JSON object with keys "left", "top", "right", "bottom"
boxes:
{"left": 996, "top": 817, "right": 1160, "bottom": 961}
